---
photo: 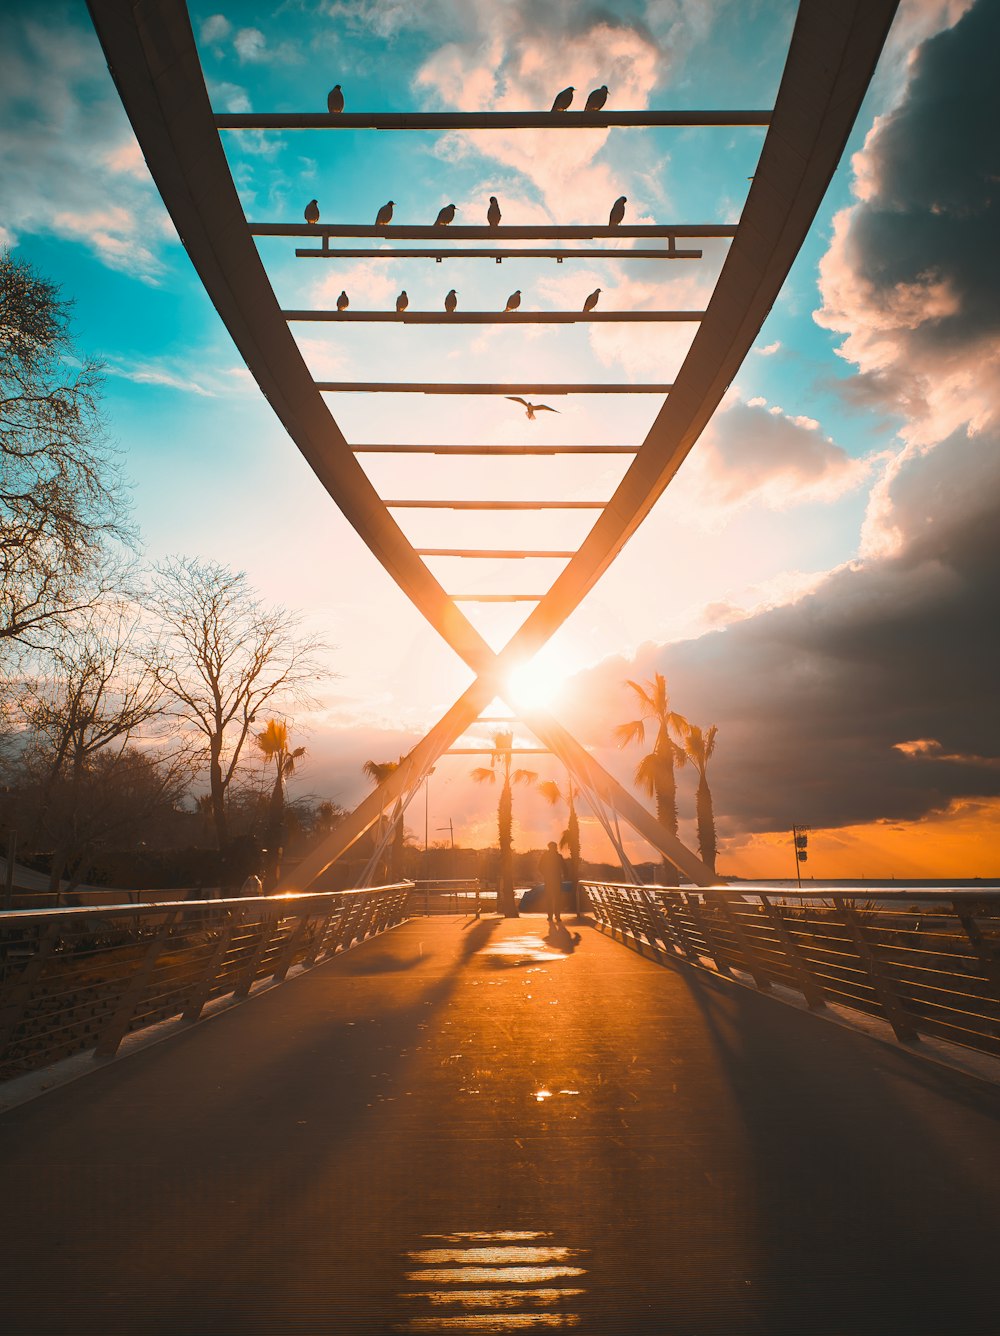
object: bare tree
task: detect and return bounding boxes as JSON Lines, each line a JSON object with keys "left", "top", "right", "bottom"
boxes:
{"left": 149, "top": 557, "right": 328, "bottom": 852}
{"left": 13, "top": 597, "right": 188, "bottom": 894}
{"left": 1, "top": 250, "right": 132, "bottom": 652}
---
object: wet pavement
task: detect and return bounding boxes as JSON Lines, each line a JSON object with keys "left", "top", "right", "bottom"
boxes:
{"left": 2, "top": 915, "right": 999, "bottom": 1334}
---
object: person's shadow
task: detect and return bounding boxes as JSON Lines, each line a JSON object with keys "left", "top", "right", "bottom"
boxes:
{"left": 545, "top": 921, "right": 583, "bottom": 954}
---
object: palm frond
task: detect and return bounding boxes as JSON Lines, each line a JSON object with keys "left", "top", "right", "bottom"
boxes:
{"left": 470, "top": 767, "right": 496, "bottom": 785}
{"left": 511, "top": 768, "right": 538, "bottom": 786}
{"left": 614, "top": 718, "right": 646, "bottom": 749}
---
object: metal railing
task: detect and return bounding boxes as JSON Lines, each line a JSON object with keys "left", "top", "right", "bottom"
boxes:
{"left": 585, "top": 883, "right": 1000, "bottom": 1058}
{"left": 0, "top": 884, "right": 411, "bottom": 1081}
{"left": 409, "top": 879, "right": 488, "bottom": 915}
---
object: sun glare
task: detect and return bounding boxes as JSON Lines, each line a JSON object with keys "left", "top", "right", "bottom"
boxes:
{"left": 507, "top": 654, "right": 571, "bottom": 710}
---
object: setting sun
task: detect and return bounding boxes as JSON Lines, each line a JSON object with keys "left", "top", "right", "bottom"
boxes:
{"left": 507, "top": 652, "right": 572, "bottom": 710}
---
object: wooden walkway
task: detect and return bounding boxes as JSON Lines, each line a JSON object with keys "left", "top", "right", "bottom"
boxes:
{"left": 2, "top": 915, "right": 998, "bottom": 1333}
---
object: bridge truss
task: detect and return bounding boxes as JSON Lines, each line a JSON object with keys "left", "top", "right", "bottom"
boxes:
{"left": 88, "top": 0, "right": 898, "bottom": 890}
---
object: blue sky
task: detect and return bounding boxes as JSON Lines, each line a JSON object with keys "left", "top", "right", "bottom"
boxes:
{"left": 3, "top": 1, "right": 998, "bottom": 874}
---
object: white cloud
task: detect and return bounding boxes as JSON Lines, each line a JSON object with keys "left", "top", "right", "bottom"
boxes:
{"left": 0, "top": 15, "right": 175, "bottom": 282}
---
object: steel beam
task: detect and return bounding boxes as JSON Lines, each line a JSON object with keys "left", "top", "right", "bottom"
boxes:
{"left": 294, "top": 247, "right": 704, "bottom": 261}
{"left": 219, "top": 111, "right": 772, "bottom": 131}
{"left": 385, "top": 500, "right": 604, "bottom": 510}
{"left": 252, "top": 223, "right": 736, "bottom": 240}
{"left": 354, "top": 445, "right": 638, "bottom": 455}
{"left": 416, "top": 550, "right": 577, "bottom": 559}
{"left": 318, "top": 383, "right": 671, "bottom": 394}
{"left": 284, "top": 310, "right": 704, "bottom": 324}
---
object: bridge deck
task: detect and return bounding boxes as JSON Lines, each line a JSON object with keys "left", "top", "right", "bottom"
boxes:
{"left": 2, "top": 915, "right": 998, "bottom": 1333}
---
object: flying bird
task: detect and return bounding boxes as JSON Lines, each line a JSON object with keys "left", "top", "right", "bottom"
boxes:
{"left": 583, "top": 287, "right": 601, "bottom": 312}
{"left": 608, "top": 195, "right": 627, "bottom": 226}
{"left": 487, "top": 196, "right": 502, "bottom": 228}
{"left": 434, "top": 203, "right": 457, "bottom": 226}
{"left": 551, "top": 86, "right": 575, "bottom": 112}
{"left": 327, "top": 84, "right": 344, "bottom": 114}
{"left": 304, "top": 198, "right": 320, "bottom": 224}
{"left": 336, "top": 291, "right": 349, "bottom": 311}
{"left": 506, "top": 396, "right": 559, "bottom": 420}
{"left": 444, "top": 289, "right": 458, "bottom": 313}
{"left": 396, "top": 290, "right": 408, "bottom": 313}
{"left": 375, "top": 200, "right": 394, "bottom": 226}
{"left": 504, "top": 290, "right": 521, "bottom": 312}
{"left": 585, "top": 85, "right": 609, "bottom": 112}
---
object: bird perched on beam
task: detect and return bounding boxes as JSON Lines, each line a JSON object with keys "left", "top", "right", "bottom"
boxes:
{"left": 609, "top": 195, "right": 627, "bottom": 226}
{"left": 327, "top": 84, "right": 344, "bottom": 114}
{"left": 585, "top": 85, "right": 609, "bottom": 111}
{"left": 506, "top": 396, "right": 559, "bottom": 420}
{"left": 396, "top": 291, "right": 408, "bottom": 313}
{"left": 434, "top": 203, "right": 457, "bottom": 226}
{"left": 487, "top": 196, "right": 502, "bottom": 228}
{"left": 336, "top": 291, "right": 349, "bottom": 311}
{"left": 583, "top": 287, "right": 601, "bottom": 312}
{"left": 504, "top": 290, "right": 521, "bottom": 313}
{"left": 551, "top": 86, "right": 574, "bottom": 112}
{"left": 444, "top": 289, "right": 458, "bottom": 313}
{"left": 375, "top": 200, "right": 394, "bottom": 226}
{"left": 304, "top": 199, "right": 320, "bottom": 224}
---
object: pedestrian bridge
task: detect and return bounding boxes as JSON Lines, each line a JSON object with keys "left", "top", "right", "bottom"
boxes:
{"left": 2, "top": 886, "right": 998, "bottom": 1333}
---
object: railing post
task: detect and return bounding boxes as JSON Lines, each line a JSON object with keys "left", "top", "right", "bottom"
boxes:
{"left": 714, "top": 894, "right": 772, "bottom": 992}
{"left": 832, "top": 897, "right": 918, "bottom": 1042}
{"left": 657, "top": 891, "right": 702, "bottom": 962}
{"left": 302, "top": 898, "right": 343, "bottom": 966}
{"left": 94, "top": 911, "right": 179, "bottom": 1058}
{"left": 759, "top": 895, "right": 826, "bottom": 1009}
{"left": 636, "top": 888, "right": 683, "bottom": 959}
{"left": 271, "top": 905, "right": 316, "bottom": 982}
{"left": 233, "top": 904, "right": 281, "bottom": 1000}
{"left": 183, "top": 906, "right": 243, "bottom": 1021}
{"left": 954, "top": 899, "right": 1000, "bottom": 989}
{"left": 0, "top": 921, "right": 61, "bottom": 1061}
{"left": 683, "top": 892, "right": 735, "bottom": 977}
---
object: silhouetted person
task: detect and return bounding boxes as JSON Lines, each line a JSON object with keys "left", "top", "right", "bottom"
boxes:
{"left": 540, "top": 841, "right": 566, "bottom": 924}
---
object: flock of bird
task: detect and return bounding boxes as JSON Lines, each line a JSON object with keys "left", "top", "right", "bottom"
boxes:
{"left": 311, "top": 82, "right": 619, "bottom": 419}
{"left": 329, "top": 287, "right": 604, "bottom": 314}
{"left": 323, "top": 83, "right": 610, "bottom": 116}
{"left": 303, "top": 195, "right": 628, "bottom": 227}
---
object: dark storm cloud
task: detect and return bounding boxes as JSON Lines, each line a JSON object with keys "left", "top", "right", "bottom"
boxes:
{"left": 567, "top": 422, "right": 1000, "bottom": 833}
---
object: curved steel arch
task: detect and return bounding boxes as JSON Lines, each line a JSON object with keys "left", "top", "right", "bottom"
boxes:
{"left": 88, "top": 0, "right": 898, "bottom": 888}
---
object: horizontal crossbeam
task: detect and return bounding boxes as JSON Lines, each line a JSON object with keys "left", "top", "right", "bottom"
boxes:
{"left": 450, "top": 594, "right": 544, "bottom": 602}
{"left": 253, "top": 223, "right": 736, "bottom": 240}
{"left": 219, "top": 111, "right": 771, "bottom": 131}
{"left": 285, "top": 309, "right": 704, "bottom": 324}
{"left": 416, "top": 549, "right": 576, "bottom": 558}
{"left": 445, "top": 747, "right": 551, "bottom": 755}
{"left": 294, "top": 246, "right": 704, "bottom": 261}
{"left": 353, "top": 445, "right": 638, "bottom": 455}
{"left": 386, "top": 500, "right": 604, "bottom": 510}
{"left": 318, "top": 383, "right": 671, "bottom": 394}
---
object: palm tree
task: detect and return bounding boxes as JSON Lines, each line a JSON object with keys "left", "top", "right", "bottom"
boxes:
{"left": 682, "top": 723, "right": 719, "bottom": 878}
{"left": 538, "top": 775, "right": 581, "bottom": 910}
{"left": 254, "top": 719, "right": 305, "bottom": 886}
{"left": 362, "top": 755, "right": 407, "bottom": 881}
{"left": 471, "top": 730, "right": 537, "bottom": 917}
{"left": 614, "top": 673, "right": 687, "bottom": 886}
